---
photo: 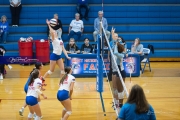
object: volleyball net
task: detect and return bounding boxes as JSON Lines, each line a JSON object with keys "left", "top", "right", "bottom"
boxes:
{"left": 96, "top": 21, "right": 129, "bottom": 116}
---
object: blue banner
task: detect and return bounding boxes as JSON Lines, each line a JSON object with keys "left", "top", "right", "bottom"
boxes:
{"left": 66, "top": 54, "right": 140, "bottom": 77}
{"left": 0, "top": 56, "right": 38, "bottom": 64}
{"left": 66, "top": 57, "right": 110, "bottom": 74}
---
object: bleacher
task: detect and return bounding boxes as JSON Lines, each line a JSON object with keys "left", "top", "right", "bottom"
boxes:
{"left": 0, "top": 0, "right": 180, "bottom": 59}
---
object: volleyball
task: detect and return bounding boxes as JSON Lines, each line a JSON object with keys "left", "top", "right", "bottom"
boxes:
{"left": 50, "top": 19, "right": 57, "bottom": 27}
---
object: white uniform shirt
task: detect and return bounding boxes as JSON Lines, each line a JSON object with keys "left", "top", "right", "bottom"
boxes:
{"left": 70, "top": 19, "right": 84, "bottom": 32}
{"left": 59, "top": 74, "right": 75, "bottom": 91}
{"left": 52, "top": 39, "right": 63, "bottom": 55}
{"left": 9, "top": 0, "right": 21, "bottom": 7}
{"left": 26, "top": 78, "right": 42, "bottom": 98}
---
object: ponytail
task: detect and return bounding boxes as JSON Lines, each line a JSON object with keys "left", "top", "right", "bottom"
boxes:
{"left": 28, "top": 69, "right": 39, "bottom": 86}
{"left": 30, "top": 68, "right": 36, "bottom": 76}
{"left": 59, "top": 67, "right": 72, "bottom": 85}
{"left": 59, "top": 72, "right": 68, "bottom": 85}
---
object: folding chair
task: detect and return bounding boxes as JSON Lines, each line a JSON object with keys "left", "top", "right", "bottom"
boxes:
{"left": 141, "top": 48, "right": 151, "bottom": 74}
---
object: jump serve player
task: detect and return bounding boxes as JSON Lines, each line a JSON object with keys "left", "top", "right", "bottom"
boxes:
{"left": 19, "top": 62, "right": 44, "bottom": 117}
{"left": 57, "top": 67, "right": 75, "bottom": 120}
{"left": 43, "top": 19, "right": 71, "bottom": 79}
{"left": 26, "top": 69, "right": 47, "bottom": 120}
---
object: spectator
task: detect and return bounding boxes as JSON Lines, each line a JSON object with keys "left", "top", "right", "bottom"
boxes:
{"left": 81, "top": 38, "right": 93, "bottom": 54}
{"left": 93, "top": 11, "right": 110, "bottom": 42}
{"left": 77, "top": 0, "right": 90, "bottom": 20}
{"left": 47, "top": 13, "right": 63, "bottom": 40}
{"left": 9, "top": 0, "right": 22, "bottom": 27}
{"left": 131, "top": 38, "right": 144, "bottom": 71}
{"left": 68, "top": 13, "right": 84, "bottom": 41}
{"left": 0, "top": 15, "right": 9, "bottom": 44}
{"left": 66, "top": 38, "right": 80, "bottom": 54}
{"left": 118, "top": 84, "right": 156, "bottom": 120}
{"left": 0, "top": 45, "right": 12, "bottom": 79}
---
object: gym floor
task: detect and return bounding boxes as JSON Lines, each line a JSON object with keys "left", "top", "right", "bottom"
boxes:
{"left": 0, "top": 62, "right": 180, "bottom": 120}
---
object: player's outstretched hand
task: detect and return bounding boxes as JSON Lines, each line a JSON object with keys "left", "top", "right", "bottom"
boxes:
{"left": 46, "top": 19, "right": 50, "bottom": 25}
{"left": 44, "top": 96, "right": 47, "bottom": 99}
{"left": 41, "top": 88, "right": 46, "bottom": 91}
{"left": 111, "top": 27, "right": 115, "bottom": 33}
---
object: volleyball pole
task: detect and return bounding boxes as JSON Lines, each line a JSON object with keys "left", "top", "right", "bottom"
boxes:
{"left": 96, "top": 21, "right": 106, "bottom": 116}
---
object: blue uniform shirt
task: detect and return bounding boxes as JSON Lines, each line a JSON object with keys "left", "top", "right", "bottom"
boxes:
{"left": 109, "top": 40, "right": 116, "bottom": 50}
{"left": 119, "top": 103, "right": 156, "bottom": 120}
{"left": 131, "top": 44, "right": 144, "bottom": 56}
{"left": 24, "top": 75, "right": 32, "bottom": 93}
{"left": 109, "top": 40, "right": 126, "bottom": 50}
{"left": 94, "top": 17, "right": 108, "bottom": 32}
{"left": 78, "top": 0, "right": 88, "bottom": 4}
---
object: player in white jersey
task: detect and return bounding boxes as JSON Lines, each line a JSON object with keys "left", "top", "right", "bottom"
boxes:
{"left": 26, "top": 69, "right": 47, "bottom": 120}
{"left": 57, "top": 67, "right": 75, "bottom": 120}
{"left": 19, "top": 62, "right": 43, "bottom": 116}
{"left": 43, "top": 19, "right": 71, "bottom": 79}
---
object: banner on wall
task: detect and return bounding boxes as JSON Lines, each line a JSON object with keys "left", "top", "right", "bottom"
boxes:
{"left": 66, "top": 57, "right": 110, "bottom": 74}
{"left": 66, "top": 54, "right": 140, "bottom": 76}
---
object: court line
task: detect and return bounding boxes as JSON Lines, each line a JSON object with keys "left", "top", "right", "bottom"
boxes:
{"left": 0, "top": 97, "right": 180, "bottom": 101}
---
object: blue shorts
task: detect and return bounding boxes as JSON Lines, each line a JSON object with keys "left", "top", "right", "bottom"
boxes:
{"left": 26, "top": 96, "right": 38, "bottom": 106}
{"left": 50, "top": 53, "right": 62, "bottom": 61}
{"left": 57, "top": 90, "right": 69, "bottom": 101}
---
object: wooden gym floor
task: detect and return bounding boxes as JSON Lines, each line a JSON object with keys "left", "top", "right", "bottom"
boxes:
{"left": 0, "top": 62, "right": 180, "bottom": 120}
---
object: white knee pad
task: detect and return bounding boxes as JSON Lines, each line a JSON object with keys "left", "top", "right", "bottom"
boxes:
{"left": 63, "top": 108, "right": 67, "bottom": 111}
{"left": 28, "top": 113, "right": 33, "bottom": 118}
{"left": 118, "top": 91, "right": 124, "bottom": 99}
{"left": 114, "top": 89, "right": 118, "bottom": 95}
{"left": 66, "top": 111, "right": 72, "bottom": 115}
{"left": 47, "top": 70, "right": 53, "bottom": 75}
